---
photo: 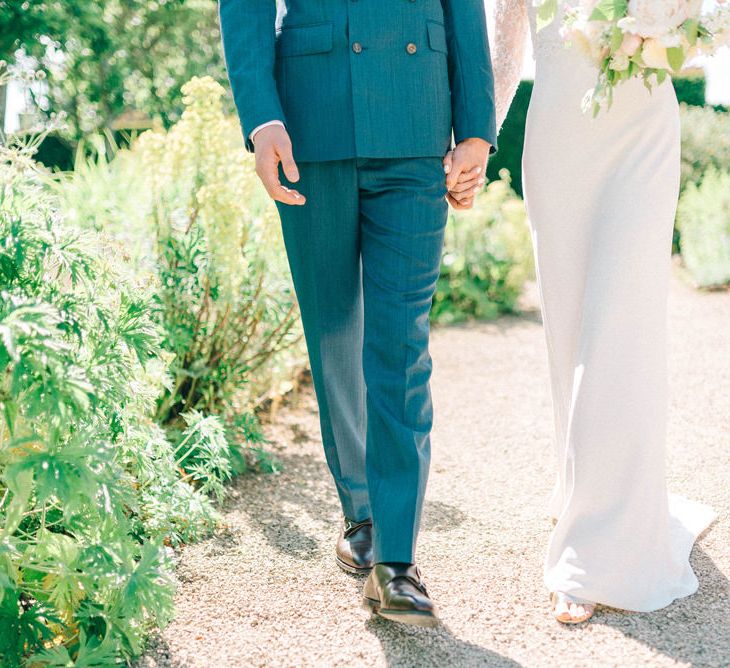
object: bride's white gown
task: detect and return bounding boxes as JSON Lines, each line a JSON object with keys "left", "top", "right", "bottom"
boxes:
{"left": 492, "top": 0, "right": 715, "bottom": 611}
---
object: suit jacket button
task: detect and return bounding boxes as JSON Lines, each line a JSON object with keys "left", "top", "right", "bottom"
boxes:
{"left": 352, "top": 42, "right": 363, "bottom": 54}
{"left": 406, "top": 42, "right": 417, "bottom": 54}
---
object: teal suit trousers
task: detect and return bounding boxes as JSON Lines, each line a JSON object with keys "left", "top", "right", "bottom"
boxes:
{"left": 220, "top": 0, "right": 497, "bottom": 564}
{"left": 278, "top": 158, "right": 448, "bottom": 562}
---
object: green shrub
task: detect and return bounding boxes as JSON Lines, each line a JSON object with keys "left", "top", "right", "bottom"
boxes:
{"left": 55, "top": 77, "right": 306, "bottom": 423}
{"left": 433, "top": 172, "right": 534, "bottom": 324}
{"left": 0, "top": 157, "right": 232, "bottom": 665}
{"left": 487, "top": 80, "right": 533, "bottom": 198}
{"left": 673, "top": 75, "right": 707, "bottom": 107}
{"left": 57, "top": 135, "right": 151, "bottom": 237}
{"left": 0, "top": 73, "right": 305, "bottom": 666}
{"left": 680, "top": 104, "right": 730, "bottom": 194}
{"left": 677, "top": 168, "right": 730, "bottom": 288}
{"left": 140, "top": 78, "right": 305, "bottom": 423}
{"left": 32, "top": 134, "right": 75, "bottom": 173}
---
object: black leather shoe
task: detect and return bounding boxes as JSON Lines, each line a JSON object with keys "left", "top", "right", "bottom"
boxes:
{"left": 362, "top": 563, "right": 439, "bottom": 627}
{"left": 335, "top": 518, "right": 373, "bottom": 574}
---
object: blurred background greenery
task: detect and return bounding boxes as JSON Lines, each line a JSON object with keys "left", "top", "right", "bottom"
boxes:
{"left": 0, "top": 3, "right": 729, "bottom": 665}
{"left": 0, "top": 0, "right": 227, "bottom": 143}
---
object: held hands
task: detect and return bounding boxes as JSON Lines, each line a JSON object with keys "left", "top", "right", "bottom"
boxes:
{"left": 253, "top": 125, "right": 306, "bottom": 206}
{"left": 253, "top": 126, "right": 490, "bottom": 209}
{"left": 443, "top": 138, "right": 491, "bottom": 210}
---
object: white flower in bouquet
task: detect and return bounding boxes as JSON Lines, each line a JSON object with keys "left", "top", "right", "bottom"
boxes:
{"left": 618, "top": 32, "right": 643, "bottom": 57}
{"left": 561, "top": 10, "right": 611, "bottom": 61}
{"left": 618, "top": 0, "right": 703, "bottom": 39}
{"left": 703, "top": 2, "right": 730, "bottom": 50}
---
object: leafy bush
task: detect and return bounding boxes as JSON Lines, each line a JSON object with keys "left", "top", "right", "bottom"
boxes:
{"left": 55, "top": 77, "right": 305, "bottom": 425}
{"left": 2, "top": 0, "right": 227, "bottom": 142}
{"left": 672, "top": 74, "right": 707, "bottom": 108}
{"left": 433, "top": 173, "right": 534, "bottom": 324}
{"left": 679, "top": 104, "right": 730, "bottom": 194}
{"left": 141, "top": 78, "right": 304, "bottom": 422}
{"left": 0, "top": 146, "right": 255, "bottom": 664}
{"left": 54, "top": 136, "right": 157, "bottom": 278}
{"left": 677, "top": 168, "right": 730, "bottom": 288}
{"left": 0, "top": 72, "right": 304, "bottom": 665}
{"left": 487, "top": 80, "right": 533, "bottom": 198}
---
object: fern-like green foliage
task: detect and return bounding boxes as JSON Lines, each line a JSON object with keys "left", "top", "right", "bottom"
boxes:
{"left": 677, "top": 168, "right": 730, "bottom": 288}
{"left": 1, "top": 72, "right": 306, "bottom": 665}
{"left": 432, "top": 172, "right": 534, "bottom": 325}
{"left": 0, "top": 158, "right": 230, "bottom": 665}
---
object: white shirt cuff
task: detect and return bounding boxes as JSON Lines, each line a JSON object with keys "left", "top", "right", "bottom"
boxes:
{"left": 250, "top": 120, "right": 285, "bottom": 144}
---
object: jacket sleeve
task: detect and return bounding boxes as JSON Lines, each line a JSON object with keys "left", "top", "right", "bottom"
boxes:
{"left": 441, "top": 0, "right": 498, "bottom": 151}
{"left": 219, "top": 0, "right": 284, "bottom": 152}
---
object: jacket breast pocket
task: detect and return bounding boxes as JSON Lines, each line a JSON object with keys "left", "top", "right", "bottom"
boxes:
{"left": 277, "top": 22, "right": 334, "bottom": 58}
{"left": 426, "top": 21, "right": 448, "bottom": 55}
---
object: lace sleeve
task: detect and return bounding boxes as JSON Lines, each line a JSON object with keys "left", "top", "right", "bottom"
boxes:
{"left": 492, "top": 0, "right": 530, "bottom": 133}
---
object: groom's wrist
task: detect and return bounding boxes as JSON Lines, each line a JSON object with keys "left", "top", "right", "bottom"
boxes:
{"left": 454, "top": 122, "right": 498, "bottom": 154}
{"left": 458, "top": 137, "right": 491, "bottom": 151}
{"left": 456, "top": 137, "right": 494, "bottom": 159}
{"left": 251, "top": 120, "right": 286, "bottom": 146}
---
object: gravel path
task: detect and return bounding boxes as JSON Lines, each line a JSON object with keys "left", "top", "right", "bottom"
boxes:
{"left": 139, "top": 275, "right": 730, "bottom": 668}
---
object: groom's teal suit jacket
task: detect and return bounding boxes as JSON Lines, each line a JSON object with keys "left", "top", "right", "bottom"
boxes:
{"left": 219, "top": 0, "right": 498, "bottom": 161}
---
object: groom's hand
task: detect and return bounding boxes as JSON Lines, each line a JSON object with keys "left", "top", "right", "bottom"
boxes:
{"left": 254, "top": 125, "right": 306, "bottom": 206}
{"left": 444, "top": 138, "right": 490, "bottom": 210}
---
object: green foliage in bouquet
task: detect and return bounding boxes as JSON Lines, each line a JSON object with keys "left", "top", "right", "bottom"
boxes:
{"left": 134, "top": 77, "right": 304, "bottom": 424}
{"left": 432, "top": 173, "right": 534, "bottom": 325}
{"left": 0, "top": 154, "right": 237, "bottom": 664}
{"left": 677, "top": 168, "right": 730, "bottom": 288}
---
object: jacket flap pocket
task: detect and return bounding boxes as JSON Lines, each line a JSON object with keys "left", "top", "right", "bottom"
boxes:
{"left": 278, "top": 22, "right": 334, "bottom": 57}
{"left": 427, "top": 21, "right": 448, "bottom": 54}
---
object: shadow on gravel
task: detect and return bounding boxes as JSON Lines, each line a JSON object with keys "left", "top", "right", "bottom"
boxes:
{"left": 365, "top": 618, "right": 522, "bottom": 668}
{"left": 432, "top": 311, "right": 543, "bottom": 334}
{"left": 231, "top": 450, "right": 341, "bottom": 560}
{"left": 421, "top": 499, "right": 470, "bottom": 533}
{"left": 234, "top": 442, "right": 475, "bottom": 562}
{"left": 135, "top": 637, "right": 187, "bottom": 668}
{"left": 588, "top": 545, "right": 729, "bottom": 666}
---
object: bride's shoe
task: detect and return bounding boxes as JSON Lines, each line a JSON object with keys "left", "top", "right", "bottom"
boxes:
{"left": 551, "top": 592, "right": 596, "bottom": 624}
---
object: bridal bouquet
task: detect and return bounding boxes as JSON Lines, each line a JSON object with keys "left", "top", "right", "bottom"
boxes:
{"left": 535, "top": 0, "right": 730, "bottom": 115}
